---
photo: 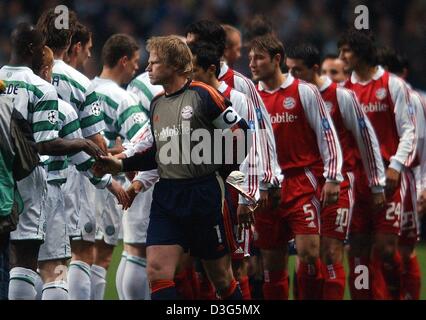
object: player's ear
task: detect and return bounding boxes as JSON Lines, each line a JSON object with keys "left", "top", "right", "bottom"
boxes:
{"left": 313, "top": 64, "right": 320, "bottom": 74}
{"left": 208, "top": 64, "right": 216, "bottom": 76}
{"left": 120, "top": 55, "right": 129, "bottom": 68}
{"left": 75, "top": 42, "right": 82, "bottom": 54}
{"left": 274, "top": 53, "right": 282, "bottom": 65}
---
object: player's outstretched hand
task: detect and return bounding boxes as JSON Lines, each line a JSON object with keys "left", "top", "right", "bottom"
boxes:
{"left": 321, "top": 181, "right": 340, "bottom": 207}
{"left": 93, "top": 154, "right": 123, "bottom": 176}
{"left": 82, "top": 139, "right": 106, "bottom": 160}
{"left": 126, "top": 180, "right": 144, "bottom": 208}
{"left": 258, "top": 190, "right": 269, "bottom": 210}
{"left": 108, "top": 179, "right": 130, "bottom": 210}
{"left": 371, "top": 191, "right": 386, "bottom": 213}
{"left": 269, "top": 187, "right": 281, "bottom": 210}
{"left": 237, "top": 204, "right": 255, "bottom": 231}
{"left": 385, "top": 167, "right": 400, "bottom": 196}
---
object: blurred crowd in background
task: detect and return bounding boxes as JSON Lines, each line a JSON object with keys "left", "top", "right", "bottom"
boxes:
{"left": 0, "top": 0, "right": 425, "bottom": 87}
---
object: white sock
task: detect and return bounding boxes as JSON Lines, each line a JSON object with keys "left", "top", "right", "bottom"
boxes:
{"left": 115, "top": 251, "right": 127, "bottom": 300}
{"left": 34, "top": 271, "right": 43, "bottom": 300}
{"left": 123, "top": 255, "right": 150, "bottom": 300}
{"left": 68, "top": 261, "right": 91, "bottom": 300}
{"left": 8, "top": 267, "right": 38, "bottom": 300}
{"left": 42, "top": 280, "right": 69, "bottom": 300}
{"left": 90, "top": 264, "right": 107, "bottom": 300}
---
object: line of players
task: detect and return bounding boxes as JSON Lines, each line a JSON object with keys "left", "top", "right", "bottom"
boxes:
{"left": 1, "top": 9, "right": 425, "bottom": 300}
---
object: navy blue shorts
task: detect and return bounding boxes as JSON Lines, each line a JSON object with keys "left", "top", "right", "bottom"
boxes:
{"left": 146, "top": 174, "right": 229, "bottom": 260}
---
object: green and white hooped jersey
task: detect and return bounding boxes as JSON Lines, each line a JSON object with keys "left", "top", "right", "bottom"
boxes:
{"left": 0, "top": 66, "right": 59, "bottom": 143}
{"left": 45, "top": 99, "right": 111, "bottom": 188}
{"left": 127, "top": 71, "right": 163, "bottom": 112}
{"left": 84, "top": 77, "right": 149, "bottom": 144}
{"left": 52, "top": 60, "right": 91, "bottom": 115}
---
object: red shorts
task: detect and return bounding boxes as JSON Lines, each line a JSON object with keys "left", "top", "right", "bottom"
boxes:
{"left": 399, "top": 169, "right": 420, "bottom": 246}
{"left": 320, "top": 172, "right": 355, "bottom": 241}
{"left": 254, "top": 168, "right": 321, "bottom": 250}
{"left": 350, "top": 166, "right": 404, "bottom": 235}
{"left": 224, "top": 186, "right": 252, "bottom": 260}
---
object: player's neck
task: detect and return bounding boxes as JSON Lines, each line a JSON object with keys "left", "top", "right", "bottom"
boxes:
{"left": 355, "top": 63, "right": 377, "bottom": 82}
{"left": 162, "top": 75, "right": 188, "bottom": 96}
{"left": 67, "top": 55, "right": 78, "bottom": 69}
{"left": 53, "top": 49, "right": 67, "bottom": 61}
{"left": 209, "top": 77, "right": 221, "bottom": 90}
{"left": 99, "top": 67, "right": 124, "bottom": 86}
{"left": 8, "top": 54, "right": 31, "bottom": 68}
{"left": 262, "top": 70, "right": 285, "bottom": 91}
{"left": 312, "top": 73, "right": 324, "bottom": 88}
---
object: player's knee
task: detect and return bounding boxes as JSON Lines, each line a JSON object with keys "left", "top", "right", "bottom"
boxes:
{"left": 210, "top": 274, "right": 232, "bottom": 294}
{"left": 71, "top": 240, "right": 94, "bottom": 264}
{"left": 146, "top": 261, "right": 172, "bottom": 282}
{"left": 375, "top": 243, "right": 397, "bottom": 262}
{"left": 321, "top": 241, "right": 343, "bottom": 264}
{"left": 9, "top": 240, "right": 40, "bottom": 270}
{"left": 400, "top": 248, "right": 415, "bottom": 266}
{"left": 260, "top": 249, "right": 287, "bottom": 270}
{"left": 297, "top": 243, "right": 320, "bottom": 264}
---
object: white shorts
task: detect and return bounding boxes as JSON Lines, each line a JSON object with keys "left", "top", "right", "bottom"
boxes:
{"left": 11, "top": 166, "right": 47, "bottom": 241}
{"left": 123, "top": 186, "right": 153, "bottom": 244}
{"left": 70, "top": 176, "right": 97, "bottom": 243}
{"left": 94, "top": 178, "right": 125, "bottom": 246}
{"left": 38, "top": 182, "right": 71, "bottom": 261}
{"left": 63, "top": 166, "right": 81, "bottom": 238}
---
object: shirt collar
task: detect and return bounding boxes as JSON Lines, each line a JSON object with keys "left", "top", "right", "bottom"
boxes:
{"left": 258, "top": 73, "right": 294, "bottom": 93}
{"left": 217, "top": 81, "right": 228, "bottom": 94}
{"left": 2, "top": 65, "right": 33, "bottom": 73}
{"left": 219, "top": 62, "right": 229, "bottom": 79}
{"left": 318, "top": 76, "right": 333, "bottom": 92}
{"left": 351, "top": 65, "right": 385, "bottom": 84}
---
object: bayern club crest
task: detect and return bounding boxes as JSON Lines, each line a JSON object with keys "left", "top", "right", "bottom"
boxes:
{"left": 375, "top": 88, "right": 387, "bottom": 100}
{"left": 181, "top": 105, "right": 193, "bottom": 119}
{"left": 283, "top": 97, "right": 296, "bottom": 110}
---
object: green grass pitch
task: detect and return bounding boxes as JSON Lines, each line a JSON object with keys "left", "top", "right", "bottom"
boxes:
{"left": 104, "top": 242, "right": 426, "bottom": 300}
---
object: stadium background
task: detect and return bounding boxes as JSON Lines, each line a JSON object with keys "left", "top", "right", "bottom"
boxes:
{"left": 1, "top": 0, "right": 425, "bottom": 299}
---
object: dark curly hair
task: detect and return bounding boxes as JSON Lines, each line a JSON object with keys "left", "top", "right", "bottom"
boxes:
{"left": 337, "top": 28, "right": 377, "bottom": 66}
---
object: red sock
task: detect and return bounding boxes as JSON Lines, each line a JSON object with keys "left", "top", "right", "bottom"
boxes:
{"left": 221, "top": 279, "right": 243, "bottom": 300}
{"left": 263, "top": 269, "right": 289, "bottom": 300}
{"left": 381, "top": 251, "right": 402, "bottom": 300}
{"left": 322, "top": 262, "right": 346, "bottom": 300}
{"left": 175, "top": 269, "right": 194, "bottom": 299}
{"left": 238, "top": 276, "right": 251, "bottom": 300}
{"left": 150, "top": 279, "right": 177, "bottom": 300}
{"left": 371, "top": 252, "right": 390, "bottom": 299}
{"left": 401, "top": 255, "right": 420, "bottom": 300}
{"left": 188, "top": 265, "right": 200, "bottom": 299}
{"left": 198, "top": 274, "right": 217, "bottom": 300}
{"left": 349, "top": 256, "right": 371, "bottom": 300}
{"left": 296, "top": 258, "right": 323, "bottom": 300}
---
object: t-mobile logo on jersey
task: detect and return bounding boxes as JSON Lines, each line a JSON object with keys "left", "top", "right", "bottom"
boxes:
{"left": 270, "top": 112, "right": 298, "bottom": 124}
{"left": 361, "top": 102, "right": 389, "bottom": 113}
{"left": 354, "top": 263, "right": 369, "bottom": 290}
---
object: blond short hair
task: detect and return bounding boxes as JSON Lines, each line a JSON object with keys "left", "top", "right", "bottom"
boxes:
{"left": 147, "top": 35, "right": 193, "bottom": 75}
